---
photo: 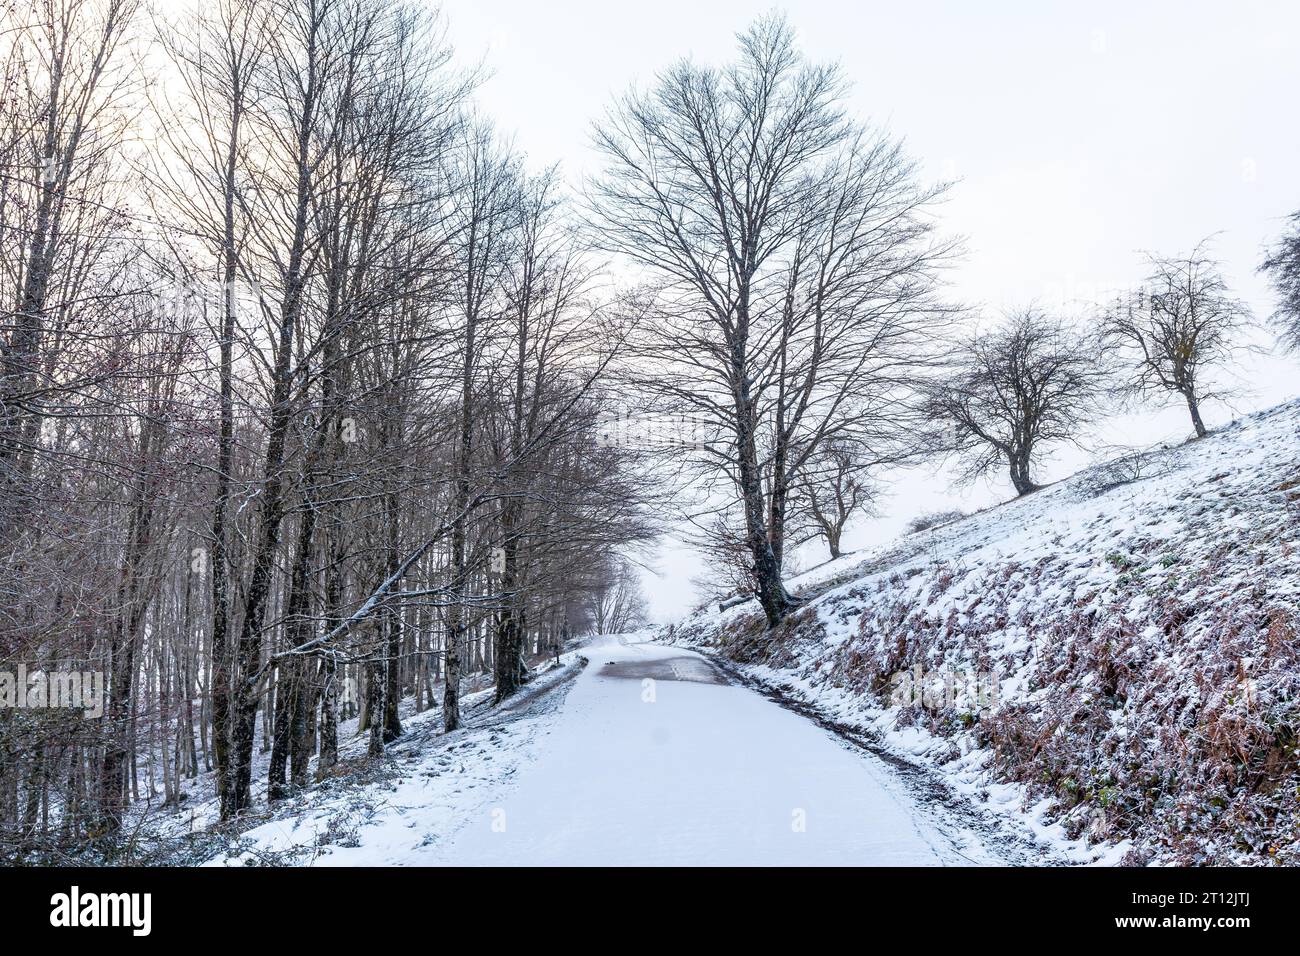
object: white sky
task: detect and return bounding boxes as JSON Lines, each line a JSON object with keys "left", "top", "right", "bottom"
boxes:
{"left": 441, "top": 0, "right": 1300, "bottom": 620}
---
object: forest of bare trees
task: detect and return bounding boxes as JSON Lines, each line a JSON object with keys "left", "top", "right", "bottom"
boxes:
{"left": 2, "top": 1, "right": 1297, "bottom": 867}
{"left": 0, "top": 0, "right": 657, "bottom": 859}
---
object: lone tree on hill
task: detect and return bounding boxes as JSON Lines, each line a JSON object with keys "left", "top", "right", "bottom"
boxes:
{"left": 1103, "top": 242, "right": 1250, "bottom": 439}
{"left": 926, "top": 309, "right": 1106, "bottom": 497}
{"left": 588, "top": 14, "right": 952, "bottom": 627}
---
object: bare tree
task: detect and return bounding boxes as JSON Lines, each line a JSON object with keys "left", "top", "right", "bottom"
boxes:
{"left": 926, "top": 309, "right": 1106, "bottom": 496}
{"left": 483, "top": 168, "right": 618, "bottom": 701}
{"left": 1261, "top": 211, "right": 1300, "bottom": 353}
{"left": 588, "top": 14, "right": 950, "bottom": 627}
{"left": 1102, "top": 242, "right": 1250, "bottom": 439}
{"left": 0, "top": 0, "right": 148, "bottom": 841}
{"left": 152, "top": 0, "right": 267, "bottom": 822}
{"left": 216, "top": 0, "right": 340, "bottom": 818}
{"left": 581, "top": 557, "right": 649, "bottom": 635}
{"left": 793, "top": 439, "right": 874, "bottom": 560}
{"left": 0, "top": 0, "right": 140, "bottom": 506}
{"left": 440, "top": 121, "right": 518, "bottom": 731}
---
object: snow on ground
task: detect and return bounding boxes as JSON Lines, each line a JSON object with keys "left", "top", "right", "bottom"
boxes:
{"left": 668, "top": 399, "right": 1300, "bottom": 865}
{"left": 194, "top": 655, "right": 587, "bottom": 866}
{"left": 130, "top": 402, "right": 1300, "bottom": 867}
{"left": 195, "top": 635, "right": 1056, "bottom": 866}
{"left": 424, "top": 634, "right": 1029, "bottom": 865}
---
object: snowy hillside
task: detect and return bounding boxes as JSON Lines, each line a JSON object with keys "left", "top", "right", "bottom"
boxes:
{"left": 667, "top": 399, "right": 1300, "bottom": 865}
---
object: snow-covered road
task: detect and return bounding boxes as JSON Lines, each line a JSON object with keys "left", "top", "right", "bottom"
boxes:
{"left": 430, "top": 634, "right": 1008, "bottom": 866}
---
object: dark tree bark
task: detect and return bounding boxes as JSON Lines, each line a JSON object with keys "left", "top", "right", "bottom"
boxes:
{"left": 737, "top": 395, "right": 797, "bottom": 625}
{"left": 443, "top": 317, "right": 471, "bottom": 731}
{"left": 382, "top": 488, "right": 403, "bottom": 743}
{"left": 1186, "top": 392, "right": 1207, "bottom": 440}
{"left": 97, "top": 413, "right": 165, "bottom": 831}
{"left": 227, "top": 5, "right": 324, "bottom": 814}
{"left": 367, "top": 646, "right": 385, "bottom": 759}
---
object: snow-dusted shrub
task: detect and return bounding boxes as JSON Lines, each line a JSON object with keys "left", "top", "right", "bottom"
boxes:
{"left": 1078, "top": 447, "right": 1175, "bottom": 498}
{"left": 858, "top": 566, "right": 1300, "bottom": 863}
{"left": 905, "top": 509, "right": 965, "bottom": 534}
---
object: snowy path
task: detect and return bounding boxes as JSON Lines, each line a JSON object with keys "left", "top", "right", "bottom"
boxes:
{"left": 427, "top": 634, "right": 1010, "bottom": 866}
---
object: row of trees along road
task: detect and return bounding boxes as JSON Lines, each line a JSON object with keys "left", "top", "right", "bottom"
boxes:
{"left": 0, "top": 0, "right": 658, "bottom": 855}
{"left": 3, "top": 4, "right": 1300, "bottom": 859}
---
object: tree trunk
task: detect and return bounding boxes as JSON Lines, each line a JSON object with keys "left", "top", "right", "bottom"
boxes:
{"left": 382, "top": 490, "right": 403, "bottom": 742}
{"left": 826, "top": 526, "right": 842, "bottom": 560}
{"left": 269, "top": 391, "right": 336, "bottom": 798}
{"left": 493, "top": 503, "right": 525, "bottom": 702}
{"left": 1009, "top": 452, "right": 1037, "bottom": 496}
{"left": 227, "top": 47, "right": 320, "bottom": 815}
{"left": 768, "top": 472, "right": 789, "bottom": 571}
{"left": 444, "top": 264, "right": 476, "bottom": 732}
{"left": 267, "top": 660, "right": 299, "bottom": 801}
{"left": 1186, "top": 391, "right": 1208, "bottom": 439}
{"left": 316, "top": 658, "right": 339, "bottom": 778}
{"left": 367, "top": 644, "right": 385, "bottom": 759}
{"left": 97, "top": 414, "right": 163, "bottom": 832}
{"left": 207, "top": 35, "right": 250, "bottom": 819}
{"left": 735, "top": 394, "right": 795, "bottom": 627}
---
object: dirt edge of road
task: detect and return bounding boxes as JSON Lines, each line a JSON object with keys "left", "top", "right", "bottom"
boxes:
{"left": 491, "top": 655, "right": 589, "bottom": 715}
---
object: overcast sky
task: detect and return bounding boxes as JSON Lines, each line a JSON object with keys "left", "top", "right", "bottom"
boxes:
{"left": 437, "top": 0, "right": 1300, "bottom": 619}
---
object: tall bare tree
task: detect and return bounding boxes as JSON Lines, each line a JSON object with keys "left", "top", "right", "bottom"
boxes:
{"left": 0, "top": 0, "right": 147, "bottom": 841}
{"left": 588, "top": 14, "right": 950, "bottom": 627}
{"left": 1, "top": 0, "right": 140, "bottom": 504}
{"left": 152, "top": 0, "right": 267, "bottom": 821}
{"left": 440, "top": 122, "right": 518, "bottom": 731}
